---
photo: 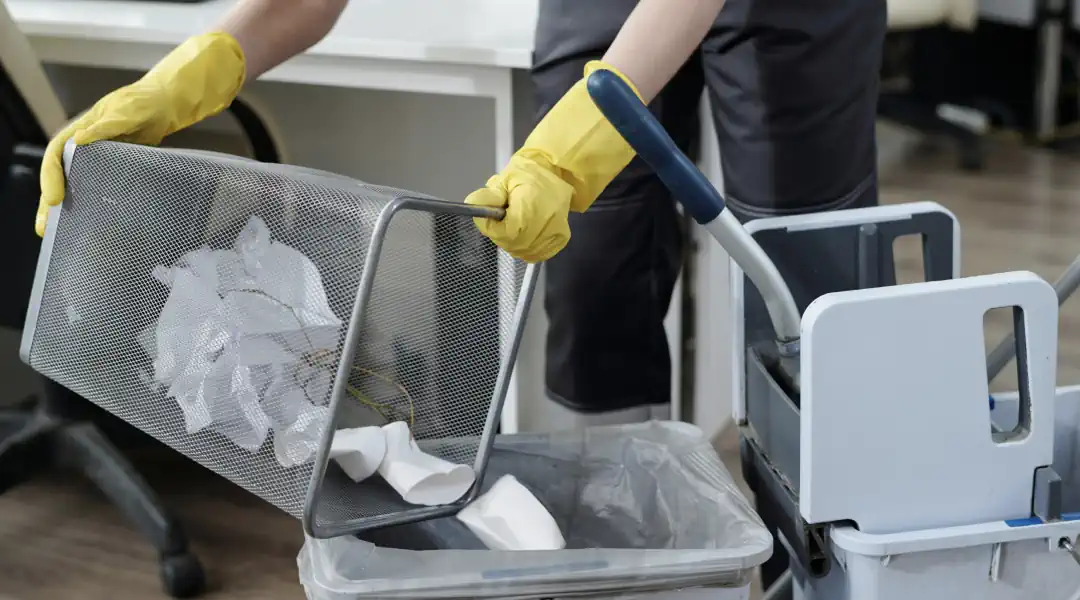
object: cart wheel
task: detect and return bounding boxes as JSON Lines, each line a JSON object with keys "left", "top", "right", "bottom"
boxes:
{"left": 160, "top": 553, "right": 207, "bottom": 599}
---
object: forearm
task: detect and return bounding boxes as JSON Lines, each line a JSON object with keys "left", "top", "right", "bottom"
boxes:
{"left": 602, "top": 0, "right": 726, "bottom": 103}
{"left": 215, "top": 0, "right": 348, "bottom": 80}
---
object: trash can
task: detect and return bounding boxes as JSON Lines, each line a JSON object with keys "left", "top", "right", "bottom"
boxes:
{"left": 298, "top": 421, "right": 773, "bottom": 599}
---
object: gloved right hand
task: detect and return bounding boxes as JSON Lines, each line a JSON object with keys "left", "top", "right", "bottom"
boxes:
{"left": 36, "top": 31, "right": 246, "bottom": 237}
{"left": 464, "top": 61, "right": 643, "bottom": 263}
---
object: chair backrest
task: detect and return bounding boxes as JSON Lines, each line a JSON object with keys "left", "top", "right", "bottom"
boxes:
{"left": 0, "top": 4, "right": 68, "bottom": 331}
{"left": 0, "top": 2, "right": 66, "bottom": 142}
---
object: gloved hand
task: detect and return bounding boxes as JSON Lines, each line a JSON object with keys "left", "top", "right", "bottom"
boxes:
{"left": 36, "top": 32, "right": 246, "bottom": 237}
{"left": 465, "top": 61, "right": 643, "bottom": 263}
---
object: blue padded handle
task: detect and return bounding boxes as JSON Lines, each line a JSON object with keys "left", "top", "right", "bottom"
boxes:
{"left": 587, "top": 68, "right": 803, "bottom": 347}
{"left": 586, "top": 69, "right": 724, "bottom": 224}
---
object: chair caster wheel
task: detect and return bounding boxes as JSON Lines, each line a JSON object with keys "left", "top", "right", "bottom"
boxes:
{"left": 160, "top": 552, "right": 207, "bottom": 598}
{"left": 959, "top": 145, "right": 984, "bottom": 172}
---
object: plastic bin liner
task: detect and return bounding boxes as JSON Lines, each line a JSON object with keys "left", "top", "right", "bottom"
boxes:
{"left": 298, "top": 421, "right": 772, "bottom": 599}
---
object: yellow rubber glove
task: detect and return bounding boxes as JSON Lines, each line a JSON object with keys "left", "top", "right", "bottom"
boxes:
{"left": 465, "top": 61, "right": 643, "bottom": 263}
{"left": 36, "top": 31, "right": 246, "bottom": 237}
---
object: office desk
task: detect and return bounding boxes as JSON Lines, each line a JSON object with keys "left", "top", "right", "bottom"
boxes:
{"left": 6, "top": 0, "right": 732, "bottom": 438}
{"left": 6, "top": 0, "right": 535, "bottom": 154}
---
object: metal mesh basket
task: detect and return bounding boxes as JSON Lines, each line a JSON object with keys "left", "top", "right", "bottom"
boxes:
{"left": 20, "top": 140, "right": 538, "bottom": 537}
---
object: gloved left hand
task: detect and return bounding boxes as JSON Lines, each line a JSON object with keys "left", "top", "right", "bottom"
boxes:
{"left": 465, "top": 61, "right": 643, "bottom": 263}
{"left": 36, "top": 32, "right": 245, "bottom": 237}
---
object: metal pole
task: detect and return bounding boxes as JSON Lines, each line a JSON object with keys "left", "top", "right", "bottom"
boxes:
{"left": 762, "top": 569, "right": 794, "bottom": 600}
{"left": 987, "top": 253, "right": 1080, "bottom": 381}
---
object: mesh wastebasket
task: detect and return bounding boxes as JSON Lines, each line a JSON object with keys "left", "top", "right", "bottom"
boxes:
{"left": 20, "top": 140, "right": 539, "bottom": 537}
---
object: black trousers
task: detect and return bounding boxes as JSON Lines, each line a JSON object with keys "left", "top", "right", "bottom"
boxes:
{"left": 533, "top": 0, "right": 887, "bottom": 588}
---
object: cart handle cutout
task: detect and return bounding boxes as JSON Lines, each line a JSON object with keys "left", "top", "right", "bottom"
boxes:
{"left": 985, "top": 305, "right": 1031, "bottom": 444}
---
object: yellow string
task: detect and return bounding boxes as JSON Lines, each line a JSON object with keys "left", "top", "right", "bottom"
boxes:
{"left": 350, "top": 365, "right": 415, "bottom": 430}
{"left": 222, "top": 288, "right": 415, "bottom": 430}
{"left": 306, "top": 348, "right": 415, "bottom": 430}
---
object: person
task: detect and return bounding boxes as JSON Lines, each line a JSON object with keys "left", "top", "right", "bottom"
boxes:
{"left": 463, "top": 2, "right": 886, "bottom": 591}
{"left": 466, "top": 0, "right": 887, "bottom": 433}
{"left": 34, "top": 0, "right": 886, "bottom": 592}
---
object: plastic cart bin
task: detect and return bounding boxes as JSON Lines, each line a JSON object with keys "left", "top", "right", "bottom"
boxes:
{"left": 298, "top": 421, "right": 773, "bottom": 599}
{"left": 789, "top": 385, "right": 1080, "bottom": 600}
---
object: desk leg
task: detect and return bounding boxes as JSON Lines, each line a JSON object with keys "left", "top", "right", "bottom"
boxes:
{"left": 1036, "top": 0, "right": 1066, "bottom": 142}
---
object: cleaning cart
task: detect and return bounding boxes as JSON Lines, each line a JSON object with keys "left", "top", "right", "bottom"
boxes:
{"left": 728, "top": 203, "right": 1080, "bottom": 600}
{"left": 586, "top": 69, "right": 1080, "bottom": 599}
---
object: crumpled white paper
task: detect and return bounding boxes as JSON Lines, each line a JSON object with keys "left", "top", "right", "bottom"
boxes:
{"left": 328, "top": 423, "right": 475, "bottom": 507}
{"left": 377, "top": 422, "right": 475, "bottom": 506}
{"left": 456, "top": 474, "right": 566, "bottom": 551}
{"left": 143, "top": 216, "right": 343, "bottom": 467}
{"left": 329, "top": 426, "right": 387, "bottom": 483}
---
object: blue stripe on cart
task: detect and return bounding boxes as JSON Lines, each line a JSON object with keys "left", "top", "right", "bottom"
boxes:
{"left": 1005, "top": 512, "right": 1080, "bottom": 528}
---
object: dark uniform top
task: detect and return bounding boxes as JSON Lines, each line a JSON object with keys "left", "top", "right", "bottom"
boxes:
{"left": 534, "top": 0, "right": 887, "bottom": 413}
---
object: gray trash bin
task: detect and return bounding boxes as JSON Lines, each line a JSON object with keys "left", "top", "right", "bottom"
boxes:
{"left": 299, "top": 421, "right": 772, "bottom": 599}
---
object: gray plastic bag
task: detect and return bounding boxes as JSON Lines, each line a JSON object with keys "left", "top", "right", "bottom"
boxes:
{"left": 298, "top": 421, "right": 772, "bottom": 599}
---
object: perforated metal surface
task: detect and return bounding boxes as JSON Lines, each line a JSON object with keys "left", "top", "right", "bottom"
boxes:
{"left": 23, "top": 141, "right": 533, "bottom": 534}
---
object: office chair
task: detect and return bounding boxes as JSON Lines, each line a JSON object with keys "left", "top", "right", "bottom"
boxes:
{"left": 0, "top": 5, "right": 212, "bottom": 597}
{"left": 880, "top": 0, "right": 988, "bottom": 171}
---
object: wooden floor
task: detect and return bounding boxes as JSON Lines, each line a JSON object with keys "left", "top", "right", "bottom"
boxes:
{"left": 4, "top": 133, "right": 1080, "bottom": 599}
{"left": 0, "top": 450, "right": 304, "bottom": 600}
{"left": 879, "top": 135, "right": 1080, "bottom": 393}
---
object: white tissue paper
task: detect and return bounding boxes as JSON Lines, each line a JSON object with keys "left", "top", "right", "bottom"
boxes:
{"left": 377, "top": 422, "right": 475, "bottom": 506}
{"left": 329, "top": 426, "right": 387, "bottom": 483}
{"left": 144, "top": 216, "right": 343, "bottom": 467}
{"left": 456, "top": 474, "right": 566, "bottom": 551}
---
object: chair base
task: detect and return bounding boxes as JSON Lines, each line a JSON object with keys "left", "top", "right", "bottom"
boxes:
{"left": 0, "top": 390, "right": 206, "bottom": 598}
{"left": 878, "top": 90, "right": 986, "bottom": 172}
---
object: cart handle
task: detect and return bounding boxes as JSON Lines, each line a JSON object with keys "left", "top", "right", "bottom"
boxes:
{"left": 586, "top": 69, "right": 802, "bottom": 347}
